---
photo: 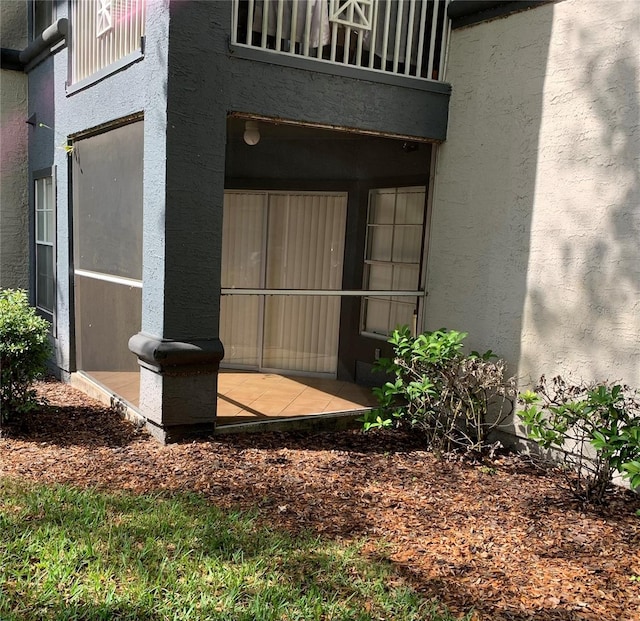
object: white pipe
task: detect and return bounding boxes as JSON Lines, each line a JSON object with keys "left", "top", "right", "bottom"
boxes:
{"left": 75, "top": 269, "right": 143, "bottom": 289}
{"left": 221, "top": 289, "right": 424, "bottom": 296}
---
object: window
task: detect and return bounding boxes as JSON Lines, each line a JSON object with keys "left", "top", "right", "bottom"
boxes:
{"left": 35, "top": 175, "right": 55, "bottom": 315}
{"left": 361, "top": 186, "right": 426, "bottom": 337}
{"left": 32, "top": 0, "right": 54, "bottom": 40}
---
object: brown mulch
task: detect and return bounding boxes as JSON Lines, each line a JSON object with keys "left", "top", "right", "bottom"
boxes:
{"left": 1, "top": 379, "right": 639, "bottom": 621}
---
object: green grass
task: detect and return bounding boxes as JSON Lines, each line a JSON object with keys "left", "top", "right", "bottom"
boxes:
{"left": 0, "top": 479, "right": 469, "bottom": 621}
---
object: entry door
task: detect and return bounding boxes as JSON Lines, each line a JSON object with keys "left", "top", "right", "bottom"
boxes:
{"left": 221, "top": 191, "right": 347, "bottom": 375}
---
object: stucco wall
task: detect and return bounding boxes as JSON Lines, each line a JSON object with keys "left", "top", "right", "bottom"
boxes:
{"left": 22, "top": 0, "right": 448, "bottom": 429}
{"left": 0, "top": 0, "right": 28, "bottom": 289}
{"left": 147, "top": 0, "right": 448, "bottom": 341}
{"left": 23, "top": 0, "right": 150, "bottom": 374}
{"left": 427, "top": 0, "right": 640, "bottom": 392}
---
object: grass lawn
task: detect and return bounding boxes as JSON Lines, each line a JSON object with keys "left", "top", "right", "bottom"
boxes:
{"left": 1, "top": 380, "right": 639, "bottom": 620}
{"left": 0, "top": 479, "right": 466, "bottom": 621}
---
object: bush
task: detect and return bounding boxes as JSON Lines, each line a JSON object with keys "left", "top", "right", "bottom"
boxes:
{"left": 519, "top": 376, "right": 640, "bottom": 503}
{"left": 0, "top": 289, "right": 51, "bottom": 421}
{"left": 361, "top": 327, "right": 516, "bottom": 455}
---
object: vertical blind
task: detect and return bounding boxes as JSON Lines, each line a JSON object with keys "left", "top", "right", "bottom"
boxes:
{"left": 220, "top": 192, "right": 265, "bottom": 366}
{"left": 220, "top": 191, "right": 347, "bottom": 375}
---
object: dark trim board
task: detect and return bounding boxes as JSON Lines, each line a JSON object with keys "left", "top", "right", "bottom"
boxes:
{"left": 229, "top": 43, "right": 452, "bottom": 95}
{"left": 448, "top": 0, "right": 556, "bottom": 29}
{"left": 1, "top": 48, "right": 23, "bottom": 71}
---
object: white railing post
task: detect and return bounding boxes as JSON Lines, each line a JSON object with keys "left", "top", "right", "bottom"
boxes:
{"left": 231, "top": 0, "right": 450, "bottom": 84}
{"left": 70, "top": 0, "right": 146, "bottom": 85}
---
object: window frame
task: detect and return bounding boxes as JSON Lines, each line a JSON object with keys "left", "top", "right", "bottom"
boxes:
{"left": 33, "top": 168, "right": 56, "bottom": 325}
{"left": 31, "top": 0, "right": 55, "bottom": 41}
{"left": 360, "top": 185, "right": 427, "bottom": 339}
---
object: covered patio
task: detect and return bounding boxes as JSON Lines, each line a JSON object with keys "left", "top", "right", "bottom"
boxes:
{"left": 73, "top": 370, "right": 378, "bottom": 430}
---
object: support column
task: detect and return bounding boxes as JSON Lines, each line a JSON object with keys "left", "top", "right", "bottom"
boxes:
{"left": 129, "top": 0, "right": 227, "bottom": 442}
{"left": 129, "top": 335, "right": 224, "bottom": 442}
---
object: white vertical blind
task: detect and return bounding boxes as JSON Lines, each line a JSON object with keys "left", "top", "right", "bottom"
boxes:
{"left": 221, "top": 192, "right": 266, "bottom": 289}
{"left": 220, "top": 192, "right": 266, "bottom": 365}
{"left": 220, "top": 191, "right": 347, "bottom": 375}
{"left": 220, "top": 295, "right": 262, "bottom": 365}
{"left": 262, "top": 193, "right": 346, "bottom": 373}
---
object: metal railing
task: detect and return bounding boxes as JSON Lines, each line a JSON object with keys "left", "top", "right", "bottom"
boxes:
{"left": 232, "top": 0, "right": 450, "bottom": 81}
{"left": 70, "top": 0, "right": 145, "bottom": 85}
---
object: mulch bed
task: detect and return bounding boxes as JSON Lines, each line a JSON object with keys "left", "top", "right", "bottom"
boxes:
{"left": 1, "top": 379, "right": 639, "bottom": 621}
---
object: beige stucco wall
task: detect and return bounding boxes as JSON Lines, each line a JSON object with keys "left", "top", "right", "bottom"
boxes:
{"left": 426, "top": 0, "right": 640, "bottom": 391}
{"left": 0, "top": 0, "right": 29, "bottom": 290}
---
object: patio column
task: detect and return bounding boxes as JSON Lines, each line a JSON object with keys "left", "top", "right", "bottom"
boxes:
{"left": 128, "top": 1, "right": 226, "bottom": 442}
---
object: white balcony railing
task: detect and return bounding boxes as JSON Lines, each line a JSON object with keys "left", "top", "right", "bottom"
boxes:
{"left": 70, "top": 0, "right": 146, "bottom": 85}
{"left": 232, "top": 0, "right": 450, "bottom": 82}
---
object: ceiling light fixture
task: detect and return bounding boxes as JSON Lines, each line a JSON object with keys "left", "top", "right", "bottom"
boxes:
{"left": 243, "top": 120, "right": 260, "bottom": 146}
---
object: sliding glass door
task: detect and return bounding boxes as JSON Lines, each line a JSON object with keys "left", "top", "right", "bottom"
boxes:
{"left": 221, "top": 191, "right": 347, "bottom": 376}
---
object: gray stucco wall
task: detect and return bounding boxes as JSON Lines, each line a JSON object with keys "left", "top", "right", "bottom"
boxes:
{"left": 25, "top": 0, "right": 149, "bottom": 375}
{"left": 25, "top": 0, "right": 449, "bottom": 429}
{"left": 1, "top": 0, "right": 28, "bottom": 290}
{"left": 427, "top": 0, "right": 640, "bottom": 406}
{"left": 178, "top": 2, "right": 449, "bottom": 139}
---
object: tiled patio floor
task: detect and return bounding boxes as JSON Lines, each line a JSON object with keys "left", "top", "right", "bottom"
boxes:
{"left": 87, "top": 369, "right": 377, "bottom": 426}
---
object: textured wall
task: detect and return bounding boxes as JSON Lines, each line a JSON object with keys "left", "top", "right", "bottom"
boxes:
{"left": 27, "top": 0, "right": 149, "bottom": 374}
{"left": 149, "top": 0, "right": 448, "bottom": 341}
{"left": 25, "top": 0, "right": 448, "bottom": 425}
{"left": 427, "top": 0, "right": 640, "bottom": 392}
{"left": 0, "top": 0, "right": 26, "bottom": 48}
{"left": 0, "top": 0, "right": 28, "bottom": 289}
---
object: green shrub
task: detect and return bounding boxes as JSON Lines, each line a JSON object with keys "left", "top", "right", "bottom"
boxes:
{"left": 0, "top": 289, "right": 51, "bottom": 421}
{"left": 361, "top": 327, "right": 516, "bottom": 455}
{"left": 519, "top": 376, "right": 640, "bottom": 503}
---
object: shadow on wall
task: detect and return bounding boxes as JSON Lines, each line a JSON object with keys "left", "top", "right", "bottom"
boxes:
{"left": 425, "top": 3, "right": 555, "bottom": 388}
{"left": 0, "top": 70, "right": 29, "bottom": 290}
{"left": 520, "top": 5, "right": 640, "bottom": 387}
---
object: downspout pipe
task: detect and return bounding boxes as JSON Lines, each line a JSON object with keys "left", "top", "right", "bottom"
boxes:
{"left": 18, "top": 18, "right": 68, "bottom": 67}
{"left": 0, "top": 48, "right": 23, "bottom": 71}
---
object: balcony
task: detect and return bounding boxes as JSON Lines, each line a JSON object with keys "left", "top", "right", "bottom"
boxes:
{"left": 232, "top": 0, "right": 451, "bottom": 83}
{"left": 70, "top": 0, "right": 146, "bottom": 87}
